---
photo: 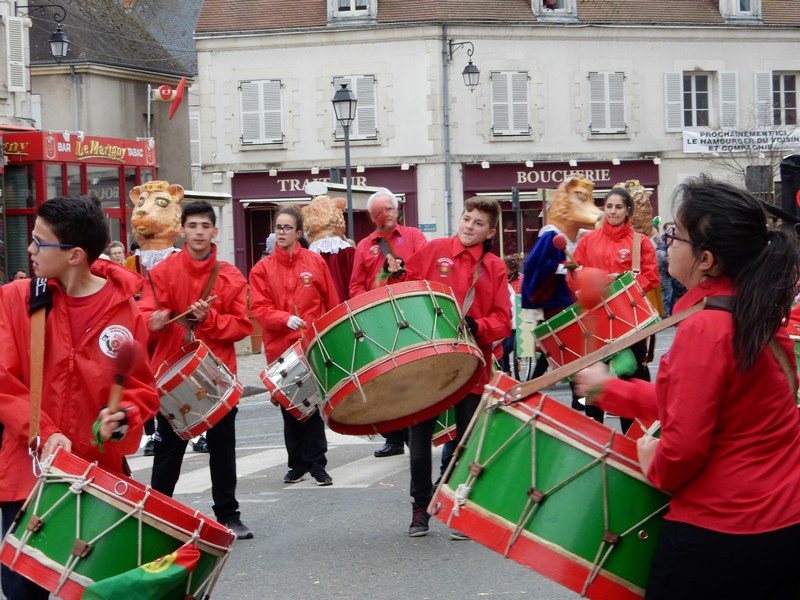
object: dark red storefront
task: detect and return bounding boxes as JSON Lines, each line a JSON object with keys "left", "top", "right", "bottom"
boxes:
{"left": 232, "top": 166, "right": 418, "bottom": 274}
{"left": 462, "top": 160, "right": 660, "bottom": 256}
{"left": 2, "top": 131, "right": 157, "bottom": 277}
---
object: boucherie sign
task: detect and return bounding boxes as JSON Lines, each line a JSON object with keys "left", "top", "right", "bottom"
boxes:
{"left": 2, "top": 131, "right": 156, "bottom": 166}
{"left": 683, "top": 129, "right": 800, "bottom": 154}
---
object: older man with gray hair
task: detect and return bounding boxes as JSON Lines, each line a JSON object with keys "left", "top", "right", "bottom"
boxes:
{"left": 348, "top": 188, "right": 427, "bottom": 457}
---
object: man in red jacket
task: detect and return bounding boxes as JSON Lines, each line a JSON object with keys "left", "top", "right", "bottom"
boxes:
{"left": 349, "top": 189, "right": 427, "bottom": 457}
{"left": 139, "top": 201, "right": 254, "bottom": 540}
{"left": 0, "top": 195, "right": 159, "bottom": 600}
{"left": 386, "top": 196, "right": 511, "bottom": 538}
{"left": 250, "top": 207, "right": 340, "bottom": 485}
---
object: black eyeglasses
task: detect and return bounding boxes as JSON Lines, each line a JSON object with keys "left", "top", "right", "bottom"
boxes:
{"left": 273, "top": 225, "right": 295, "bottom": 233}
{"left": 664, "top": 226, "right": 694, "bottom": 249}
{"left": 31, "top": 233, "right": 75, "bottom": 252}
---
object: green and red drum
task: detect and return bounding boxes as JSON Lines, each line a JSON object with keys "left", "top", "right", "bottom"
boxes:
{"left": 430, "top": 372, "right": 670, "bottom": 599}
{"left": 0, "top": 449, "right": 234, "bottom": 599}
{"left": 534, "top": 272, "right": 659, "bottom": 370}
{"left": 302, "top": 281, "right": 484, "bottom": 435}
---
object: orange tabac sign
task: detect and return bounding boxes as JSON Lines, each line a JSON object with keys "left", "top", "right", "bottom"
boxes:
{"left": 2, "top": 131, "right": 156, "bottom": 166}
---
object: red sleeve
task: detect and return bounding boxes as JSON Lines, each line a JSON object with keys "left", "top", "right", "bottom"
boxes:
{"left": 596, "top": 377, "right": 659, "bottom": 421}
{"left": 472, "top": 259, "right": 512, "bottom": 346}
{"left": 249, "top": 259, "right": 293, "bottom": 332}
{"left": 411, "top": 228, "right": 428, "bottom": 252}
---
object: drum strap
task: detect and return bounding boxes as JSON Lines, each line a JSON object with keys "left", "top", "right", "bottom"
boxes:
{"left": 632, "top": 232, "right": 642, "bottom": 275}
{"left": 461, "top": 253, "right": 486, "bottom": 318}
{"left": 29, "top": 278, "right": 52, "bottom": 450}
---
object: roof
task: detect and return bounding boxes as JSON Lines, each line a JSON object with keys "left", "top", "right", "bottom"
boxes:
{"left": 28, "top": 0, "right": 190, "bottom": 76}
{"left": 196, "top": 0, "right": 800, "bottom": 34}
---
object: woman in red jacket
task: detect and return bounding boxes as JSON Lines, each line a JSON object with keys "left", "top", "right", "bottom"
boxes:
{"left": 250, "top": 208, "right": 340, "bottom": 486}
{"left": 575, "top": 177, "right": 800, "bottom": 599}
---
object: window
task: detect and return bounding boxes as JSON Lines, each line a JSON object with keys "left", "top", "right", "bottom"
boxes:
{"left": 536, "top": 0, "right": 576, "bottom": 18}
{"left": 189, "top": 109, "right": 201, "bottom": 167}
{"left": 721, "top": 0, "right": 760, "bottom": 20}
{"left": 683, "top": 74, "right": 710, "bottom": 127}
{"left": 333, "top": 75, "right": 377, "bottom": 140}
{"left": 664, "top": 71, "right": 738, "bottom": 131}
{"left": 328, "top": 0, "right": 375, "bottom": 21}
{"left": 491, "top": 71, "right": 530, "bottom": 136}
{"left": 6, "top": 16, "right": 25, "bottom": 92}
{"left": 239, "top": 80, "right": 284, "bottom": 145}
{"left": 338, "top": 0, "right": 368, "bottom": 13}
{"left": 589, "top": 72, "right": 626, "bottom": 134}
{"left": 754, "top": 72, "right": 798, "bottom": 127}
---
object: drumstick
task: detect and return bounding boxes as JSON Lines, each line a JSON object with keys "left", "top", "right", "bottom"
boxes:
{"left": 552, "top": 233, "right": 577, "bottom": 265}
{"left": 107, "top": 341, "right": 136, "bottom": 413}
{"left": 165, "top": 295, "right": 218, "bottom": 325}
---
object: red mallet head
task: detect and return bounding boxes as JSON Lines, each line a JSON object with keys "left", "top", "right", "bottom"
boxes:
{"left": 552, "top": 233, "right": 568, "bottom": 251}
{"left": 575, "top": 267, "right": 608, "bottom": 309}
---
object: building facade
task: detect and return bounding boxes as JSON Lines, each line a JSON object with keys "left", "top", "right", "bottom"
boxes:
{"left": 193, "top": 0, "right": 799, "bottom": 272}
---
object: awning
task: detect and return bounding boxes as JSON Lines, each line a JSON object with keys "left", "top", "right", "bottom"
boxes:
{"left": 185, "top": 190, "right": 232, "bottom": 207}
{"left": 239, "top": 182, "right": 404, "bottom": 210}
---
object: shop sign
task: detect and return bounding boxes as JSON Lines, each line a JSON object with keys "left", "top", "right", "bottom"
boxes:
{"left": 2, "top": 132, "right": 156, "bottom": 166}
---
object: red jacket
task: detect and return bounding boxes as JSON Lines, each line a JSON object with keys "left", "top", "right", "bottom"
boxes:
{"left": 572, "top": 219, "right": 659, "bottom": 293}
{"left": 138, "top": 246, "right": 251, "bottom": 376}
{"left": 349, "top": 224, "right": 427, "bottom": 298}
{"left": 402, "top": 238, "right": 512, "bottom": 391}
{"left": 598, "top": 276, "right": 800, "bottom": 534}
{"left": 0, "top": 262, "right": 159, "bottom": 502}
{"left": 249, "top": 246, "right": 341, "bottom": 363}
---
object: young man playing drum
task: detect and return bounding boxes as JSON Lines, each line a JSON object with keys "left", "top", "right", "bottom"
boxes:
{"left": 0, "top": 195, "right": 159, "bottom": 600}
{"left": 250, "top": 207, "right": 340, "bottom": 486}
{"left": 386, "top": 196, "right": 511, "bottom": 538}
{"left": 139, "top": 201, "right": 254, "bottom": 540}
{"left": 349, "top": 189, "right": 427, "bottom": 458}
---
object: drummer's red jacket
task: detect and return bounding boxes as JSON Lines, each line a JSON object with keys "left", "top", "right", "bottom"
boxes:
{"left": 139, "top": 245, "right": 252, "bottom": 376}
{"left": 401, "top": 237, "right": 512, "bottom": 392}
{"left": 571, "top": 219, "right": 659, "bottom": 293}
{"left": 0, "top": 262, "right": 159, "bottom": 502}
{"left": 349, "top": 224, "right": 427, "bottom": 298}
{"left": 598, "top": 276, "right": 800, "bottom": 534}
{"left": 249, "top": 245, "right": 340, "bottom": 363}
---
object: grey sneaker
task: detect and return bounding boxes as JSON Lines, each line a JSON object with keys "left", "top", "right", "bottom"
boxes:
{"left": 408, "top": 504, "right": 430, "bottom": 537}
{"left": 450, "top": 530, "right": 470, "bottom": 541}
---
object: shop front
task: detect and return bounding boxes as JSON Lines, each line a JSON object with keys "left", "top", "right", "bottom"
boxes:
{"left": 2, "top": 131, "right": 157, "bottom": 276}
{"left": 232, "top": 166, "right": 418, "bottom": 274}
{"left": 462, "top": 160, "right": 660, "bottom": 257}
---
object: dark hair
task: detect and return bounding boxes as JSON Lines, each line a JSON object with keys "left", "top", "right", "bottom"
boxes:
{"left": 604, "top": 188, "right": 633, "bottom": 215}
{"left": 38, "top": 195, "right": 108, "bottom": 263}
{"left": 277, "top": 207, "right": 304, "bottom": 234}
{"left": 464, "top": 196, "right": 500, "bottom": 229}
{"left": 130, "top": 241, "right": 140, "bottom": 252}
{"left": 181, "top": 201, "right": 216, "bottom": 226}
{"left": 674, "top": 175, "right": 798, "bottom": 371}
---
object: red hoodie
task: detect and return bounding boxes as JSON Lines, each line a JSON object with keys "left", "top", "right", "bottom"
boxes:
{"left": 0, "top": 261, "right": 159, "bottom": 501}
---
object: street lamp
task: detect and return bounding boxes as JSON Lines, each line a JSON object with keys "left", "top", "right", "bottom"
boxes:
{"left": 448, "top": 39, "right": 480, "bottom": 92}
{"left": 15, "top": 3, "right": 70, "bottom": 64}
{"left": 332, "top": 83, "right": 358, "bottom": 239}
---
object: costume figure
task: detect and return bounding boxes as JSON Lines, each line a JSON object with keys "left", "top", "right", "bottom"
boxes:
{"left": 302, "top": 194, "right": 355, "bottom": 302}
{"left": 138, "top": 201, "right": 254, "bottom": 540}
{"left": 625, "top": 179, "right": 665, "bottom": 316}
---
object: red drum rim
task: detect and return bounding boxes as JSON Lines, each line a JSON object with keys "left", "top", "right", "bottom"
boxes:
{"left": 300, "top": 280, "right": 456, "bottom": 351}
{"left": 173, "top": 382, "right": 243, "bottom": 440}
{"left": 322, "top": 343, "right": 484, "bottom": 435}
{"left": 155, "top": 341, "right": 212, "bottom": 394}
{"left": 260, "top": 371, "right": 312, "bottom": 422}
{"left": 429, "top": 487, "right": 644, "bottom": 600}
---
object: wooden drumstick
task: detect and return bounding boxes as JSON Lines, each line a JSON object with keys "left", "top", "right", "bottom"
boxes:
{"left": 107, "top": 342, "right": 136, "bottom": 413}
{"left": 165, "top": 295, "right": 218, "bottom": 325}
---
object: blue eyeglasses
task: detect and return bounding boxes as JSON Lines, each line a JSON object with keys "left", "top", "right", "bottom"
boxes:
{"left": 31, "top": 233, "right": 75, "bottom": 252}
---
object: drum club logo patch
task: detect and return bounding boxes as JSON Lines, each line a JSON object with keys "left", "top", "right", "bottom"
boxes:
{"left": 370, "top": 245, "right": 381, "bottom": 256}
{"left": 99, "top": 325, "right": 134, "bottom": 358}
{"left": 300, "top": 271, "right": 314, "bottom": 286}
{"left": 617, "top": 248, "right": 631, "bottom": 263}
{"left": 436, "top": 258, "right": 454, "bottom": 277}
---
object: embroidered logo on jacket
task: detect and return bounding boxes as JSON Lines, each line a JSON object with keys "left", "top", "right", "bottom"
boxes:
{"left": 300, "top": 271, "right": 313, "bottom": 286}
{"left": 99, "top": 325, "right": 135, "bottom": 358}
{"left": 617, "top": 248, "right": 631, "bottom": 263}
{"left": 369, "top": 245, "right": 381, "bottom": 256}
{"left": 436, "top": 258, "right": 454, "bottom": 277}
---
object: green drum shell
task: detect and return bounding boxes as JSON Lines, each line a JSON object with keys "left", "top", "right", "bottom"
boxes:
{"left": 433, "top": 375, "right": 670, "bottom": 598}
{"left": 302, "top": 281, "right": 483, "bottom": 434}
{"left": 1, "top": 450, "right": 232, "bottom": 600}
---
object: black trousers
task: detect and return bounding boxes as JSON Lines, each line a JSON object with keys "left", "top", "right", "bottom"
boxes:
{"left": 281, "top": 406, "right": 327, "bottom": 475}
{"left": 382, "top": 427, "right": 408, "bottom": 447}
{"left": 151, "top": 408, "right": 240, "bottom": 523}
{"left": 409, "top": 392, "right": 480, "bottom": 506}
{"left": 646, "top": 520, "right": 800, "bottom": 599}
{"left": 584, "top": 338, "right": 651, "bottom": 433}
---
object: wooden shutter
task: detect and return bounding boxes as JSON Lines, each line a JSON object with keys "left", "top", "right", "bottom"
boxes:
{"left": 754, "top": 71, "right": 773, "bottom": 127}
{"left": 240, "top": 80, "right": 283, "bottom": 144}
{"left": 189, "top": 110, "right": 201, "bottom": 166}
{"left": 6, "top": 16, "right": 25, "bottom": 92}
{"left": 664, "top": 72, "right": 683, "bottom": 132}
{"left": 590, "top": 72, "right": 625, "bottom": 133}
{"left": 719, "top": 72, "right": 739, "bottom": 128}
{"left": 333, "top": 75, "right": 377, "bottom": 140}
{"left": 491, "top": 71, "right": 529, "bottom": 135}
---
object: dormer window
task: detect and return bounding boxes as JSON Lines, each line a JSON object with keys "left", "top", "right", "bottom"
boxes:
{"left": 329, "top": 0, "right": 376, "bottom": 22}
{"left": 534, "top": 0, "right": 577, "bottom": 21}
{"left": 720, "top": 0, "right": 761, "bottom": 21}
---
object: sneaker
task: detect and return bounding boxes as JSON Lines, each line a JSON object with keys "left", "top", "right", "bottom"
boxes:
{"left": 312, "top": 470, "right": 333, "bottom": 486}
{"left": 221, "top": 518, "right": 254, "bottom": 540}
{"left": 408, "top": 504, "right": 430, "bottom": 537}
{"left": 450, "top": 530, "right": 470, "bottom": 541}
{"left": 192, "top": 435, "right": 209, "bottom": 453}
{"left": 142, "top": 437, "right": 155, "bottom": 457}
{"left": 284, "top": 469, "right": 307, "bottom": 483}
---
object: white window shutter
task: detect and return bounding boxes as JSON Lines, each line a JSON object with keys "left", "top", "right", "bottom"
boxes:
{"left": 590, "top": 72, "right": 625, "bottom": 133}
{"left": 589, "top": 72, "right": 609, "bottom": 131}
{"left": 664, "top": 72, "right": 683, "bottom": 132}
{"left": 6, "top": 16, "right": 26, "bottom": 92}
{"left": 754, "top": 71, "right": 773, "bottom": 127}
{"left": 189, "top": 110, "right": 201, "bottom": 167}
{"left": 607, "top": 72, "right": 626, "bottom": 132}
{"left": 719, "top": 72, "right": 738, "bottom": 128}
{"left": 510, "top": 71, "right": 530, "bottom": 134}
{"left": 262, "top": 80, "right": 283, "bottom": 141}
{"left": 354, "top": 75, "right": 376, "bottom": 138}
{"left": 240, "top": 81, "right": 263, "bottom": 143}
{"left": 491, "top": 72, "right": 511, "bottom": 133}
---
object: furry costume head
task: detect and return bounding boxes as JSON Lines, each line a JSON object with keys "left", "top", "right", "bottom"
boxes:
{"left": 615, "top": 180, "right": 653, "bottom": 235}
{"left": 546, "top": 176, "right": 602, "bottom": 241}
{"left": 129, "top": 180, "right": 183, "bottom": 250}
{"left": 301, "top": 195, "right": 347, "bottom": 243}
